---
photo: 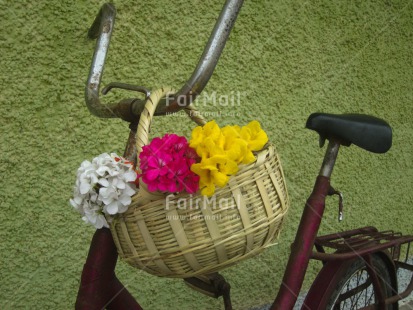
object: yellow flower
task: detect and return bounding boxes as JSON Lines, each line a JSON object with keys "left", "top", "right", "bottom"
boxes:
{"left": 189, "top": 120, "right": 268, "bottom": 196}
{"left": 190, "top": 120, "right": 225, "bottom": 157}
{"left": 191, "top": 155, "right": 238, "bottom": 197}
{"left": 190, "top": 162, "right": 215, "bottom": 196}
{"left": 221, "top": 125, "right": 256, "bottom": 164}
{"left": 190, "top": 120, "right": 222, "bottom": 148}
{"left": 240, "top": 121, "right": 269, "bottom": 151}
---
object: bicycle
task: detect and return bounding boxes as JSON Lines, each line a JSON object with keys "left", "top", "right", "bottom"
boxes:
{"left": 75, "top": 2, "right": 413, "bottom": 309}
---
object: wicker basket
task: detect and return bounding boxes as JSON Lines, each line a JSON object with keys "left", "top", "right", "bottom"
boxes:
{"left": 109, "top": 88, "right": 290, "bottom": 278}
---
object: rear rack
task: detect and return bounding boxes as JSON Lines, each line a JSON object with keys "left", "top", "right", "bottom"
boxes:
{"left": 312, "top": 226, "right": 413, "bottom": 262}
{"left": 313, "top": 226, "right": 413, "bottom": 304}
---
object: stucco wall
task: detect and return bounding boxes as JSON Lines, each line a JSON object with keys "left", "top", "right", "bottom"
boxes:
{"left": 1, "top": 0, "right": 412, "bottom": 309}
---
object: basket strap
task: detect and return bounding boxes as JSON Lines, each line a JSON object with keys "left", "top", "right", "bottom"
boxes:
{"left": 135, "top": 87, "right": 206, "bottom": 158}
{"left": 255, "top": 178, "right": 277, "bottom": 241}
{"left": 135, "top": 209, "right": 173, "bottom": 274}
{"left": 200, "top": 200, "right": 228, "bottom": 263}
{"left": 166, "top": 209, "right": 202, "bottom": 271}
{"left": 184, "top": 104, "right": 207, "bottom": 126}
{"left": 228, "top": 179, "right": 254, "bottom": 250}
{"left": 135, "top": 87, "right": 173, "bottom": 157}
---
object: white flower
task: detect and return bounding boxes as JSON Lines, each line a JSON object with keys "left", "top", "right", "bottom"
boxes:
{"left": 81, "top": 200, "right": 109, "bottom": 229}
{"left": 70, "top": 153, "right": 137, "bottom": 229}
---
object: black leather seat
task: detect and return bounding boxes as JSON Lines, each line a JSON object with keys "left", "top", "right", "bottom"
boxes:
{"left": 306, "top": 113, "right": 392, "bottom": 153}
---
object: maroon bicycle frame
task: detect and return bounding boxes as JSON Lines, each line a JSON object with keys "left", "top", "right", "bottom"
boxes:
{"left": 75, "top": 131, "right": 413, "bottom": 309}
{"left": 78, "top": 4, "right": 413, "bottom": 308}
{"left": 75, "top": 135, "right": 338, "bottom": 310}
{"left": 271, "top": 138, "right": 413, "bottom": 310}
{"left": 271, "top": 175, "right": 331, "bottom": 309}
{"left": 271, "top": 139, "right": 340, "bottom": 310}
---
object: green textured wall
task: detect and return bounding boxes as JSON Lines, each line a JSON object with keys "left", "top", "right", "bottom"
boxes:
{"left": 1, "top": 0, "right": 412, "bottom": 309}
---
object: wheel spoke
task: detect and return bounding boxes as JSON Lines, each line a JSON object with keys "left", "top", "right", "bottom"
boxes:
{"left": 326, "top": 256, "right": 395, "bottom": 310}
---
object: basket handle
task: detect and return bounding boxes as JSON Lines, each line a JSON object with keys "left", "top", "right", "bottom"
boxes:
{"left": 135, "top": 87, "right": 207, "bottom": 163}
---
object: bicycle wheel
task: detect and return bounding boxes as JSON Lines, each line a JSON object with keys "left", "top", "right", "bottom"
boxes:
{"left": 325, "top": 254, "right": 396, "bottom": 310}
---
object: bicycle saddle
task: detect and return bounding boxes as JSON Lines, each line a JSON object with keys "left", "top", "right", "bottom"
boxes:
{"left": 306, "top": 113, "right": 392, "bottom": 153}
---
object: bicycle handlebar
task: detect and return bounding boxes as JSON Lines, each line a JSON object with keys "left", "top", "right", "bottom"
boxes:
{"left": 85, "top": 3, "right": 118, "bottom": 119}
{"left": 85, "top": 0, "right": 244, "bottom": 121}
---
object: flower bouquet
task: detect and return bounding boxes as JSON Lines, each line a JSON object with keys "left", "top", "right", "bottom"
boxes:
{"left": 70, "top": 153, "right": 137, "bottom": 229}
{"left": 71, "top": 88, "right": 289, "bottom": 278}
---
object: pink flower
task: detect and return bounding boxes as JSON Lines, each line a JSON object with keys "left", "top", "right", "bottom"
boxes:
{"left": 157, "top": 175, "right": 178, "bottom": 192}
{"left": 167, "top": 159, "right": 189, "bottom": 191}
{"left": 142, "top": 154, "right": 171, "bottom": 181}
{"left": 138, "top": 134, "right": 200, "bottom": 194}
{"left": 184, "top": 147, "right": 199, "bottom": 166}
{"left": 170, "top": 135, "right": 188, "bottom": 155}
{"left": 181, "top": 173, "right": 200, "bottom": 194}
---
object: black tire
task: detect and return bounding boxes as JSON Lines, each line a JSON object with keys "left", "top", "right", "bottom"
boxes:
{"left": 325, "top": 254, "right": 397, "bottom": 310}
